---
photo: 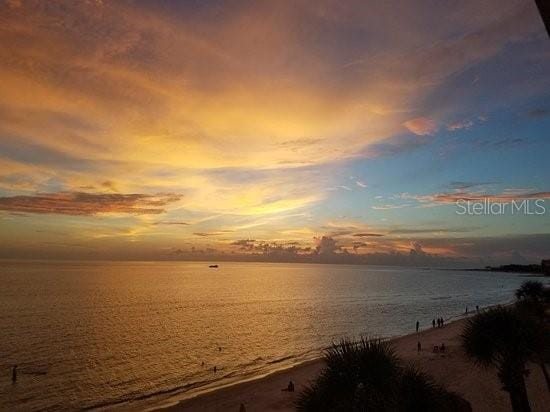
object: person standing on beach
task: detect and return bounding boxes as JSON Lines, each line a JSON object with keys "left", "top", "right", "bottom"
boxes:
{"left": 416, "top": 320, "right": 419, "bottom": 333}
{"left": 288, "top": 380, "right": 295, "bottom": 392}
{"left": 282, "top": 380, "right": 295, "bottom": 392}
{"left": 432, "top": 319, "right": 436, "bottom": 328}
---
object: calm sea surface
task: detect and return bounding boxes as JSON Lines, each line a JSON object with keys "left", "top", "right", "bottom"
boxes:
{"left": 0, "top": 260, "right": 540, "bottom": 411}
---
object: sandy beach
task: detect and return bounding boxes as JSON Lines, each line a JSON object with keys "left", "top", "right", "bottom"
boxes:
{"left": 160, "top": 316, "right": 550, "bottom": 411}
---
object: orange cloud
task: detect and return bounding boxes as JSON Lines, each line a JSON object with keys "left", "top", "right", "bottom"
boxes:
{"left": 2, "top": 0, "right": 536, "bottom": 176}
{"left": 353, "top": 233, "right": 385, "bottom": 237}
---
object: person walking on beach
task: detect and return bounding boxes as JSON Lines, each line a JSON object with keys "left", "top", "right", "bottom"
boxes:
{"left": 11, "top": 365, "right": 17, "bottom": 384}
{"left": 416, "top": 320, "right": 419, "bottom": 333}
{"left": 432, "top": 318, "right": 436, "bottom": 328}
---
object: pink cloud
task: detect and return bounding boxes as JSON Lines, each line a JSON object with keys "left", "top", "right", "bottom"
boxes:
{"left": 402, "top": 190, "right": 550, "bottom": 205}
{"left": 403, "top": 117, "right": 438, "bottom": 136}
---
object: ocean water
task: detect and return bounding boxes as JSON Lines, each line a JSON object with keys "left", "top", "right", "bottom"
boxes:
{"left": 0, "top": 260, "right": 537, "bottom": 411}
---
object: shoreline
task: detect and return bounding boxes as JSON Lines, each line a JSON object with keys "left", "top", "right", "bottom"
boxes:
{"left": 152, "top": 357, "right": 325, "bottom": 412}
{"left": 152, "top": 304, "right": 502, "bottom": 411}
{"left": 154, "top": 318, "right": 463, "bottom": 412}
{"left": 156, "top": 304, "right": 549, "bottom": 412}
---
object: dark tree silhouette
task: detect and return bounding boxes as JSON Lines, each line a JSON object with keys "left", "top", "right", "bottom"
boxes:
{"left": 296, "top": 338, "right": 470, "bottom": 412}
{"left": 515, "top": 281, "right": 550, "bottom": 392}
{"left": 535, "top": 0, "right": 550, "bottom": 38}
{"left": 462, "top": 307, "right": 535, "bottom": 412}
{"left": 515, "top": 281, "right": 547, "bottom": 303}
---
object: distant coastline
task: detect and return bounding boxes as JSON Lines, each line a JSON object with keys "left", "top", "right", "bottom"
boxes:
{"left": 466, "top": 263, "right": 548, "bottom": 275}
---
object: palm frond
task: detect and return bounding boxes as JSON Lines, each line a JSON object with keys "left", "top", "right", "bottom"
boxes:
{"left": 296, "top": 337, "right": 470, "bottom": 411}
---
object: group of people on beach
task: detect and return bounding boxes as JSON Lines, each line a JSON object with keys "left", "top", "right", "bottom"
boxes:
{"left": 416, "top": 318, "right": 447, "bottom": 354}
{"left": 417, "top": 317, "right": 446, "bottom": 333}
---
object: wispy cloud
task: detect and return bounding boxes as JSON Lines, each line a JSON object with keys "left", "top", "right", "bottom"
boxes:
{"left": 193, "top": 230, "right": 234, "bottom": 237}
{"left": 448, "top": 181, "right": 499, "bottom": 190}
{"left": 353, "top": 233, "right": 384, "bottom": 237}
{"left": 447, "top": 120, "right": 474, "bottom": 131}
{"left": 372, "top": 204, "right": 410, "bottom": 210}
{"left": 0, "top": 192, "right": 182, "bottom": 215}
{"left": 401, "top": 189, "right": 550, "bottom": 205}
{"left": 388, "top": 227, "right": 481, "bottom": 235}
{"left": 364, "top": 134, "right": 433, "bottom": 158}
{"left": 153, "top": 221, "right": 189, "bottom": 226}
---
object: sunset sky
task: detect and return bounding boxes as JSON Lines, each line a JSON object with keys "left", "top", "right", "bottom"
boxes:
{"left": 1, "top": 0, "right": 549, "bottom": 265}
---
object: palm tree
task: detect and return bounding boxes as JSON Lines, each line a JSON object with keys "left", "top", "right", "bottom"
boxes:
{"left": 296, "top": 338, "right": 470, "bottom": 411}
{"left": 461, "top": 306, "right": 535, "bottom": 412}
{"left": 515, "top": 280, "right": 547, "bottom": 303}
{"left": 515, "top": 281, "right": 550, "bottom": 392}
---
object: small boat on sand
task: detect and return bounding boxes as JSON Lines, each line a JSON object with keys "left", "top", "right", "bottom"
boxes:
{"left": 209, "top": 264, "right": 219, "bottom": 268}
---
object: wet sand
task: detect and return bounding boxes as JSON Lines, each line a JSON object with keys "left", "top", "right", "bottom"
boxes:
{"left": 160, "top": 316, "right": 550, "bottom": 411}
